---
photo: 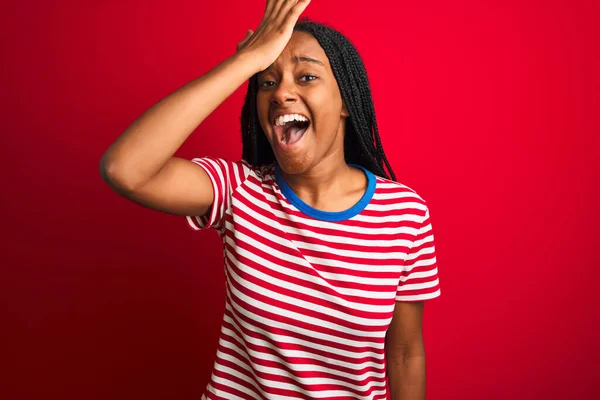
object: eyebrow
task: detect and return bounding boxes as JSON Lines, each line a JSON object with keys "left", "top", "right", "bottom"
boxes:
{"left": 292, "top": 55, "right": 324, "bottom": 66}
{"left": 264, "top": 55, "right": 325, "bottom": 71}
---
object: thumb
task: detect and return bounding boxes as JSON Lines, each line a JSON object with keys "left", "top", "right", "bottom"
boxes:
{"left": 236, "top": 29, "right": 254, "bottom": 52}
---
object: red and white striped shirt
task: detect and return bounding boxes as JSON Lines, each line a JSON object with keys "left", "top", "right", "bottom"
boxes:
{"left": 186, "top": 157, "right": 440, "bottom": 400}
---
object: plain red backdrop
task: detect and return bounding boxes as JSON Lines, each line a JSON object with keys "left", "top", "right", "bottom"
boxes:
{"left": 1, "top": 0, "right": 599, "bottom": 399}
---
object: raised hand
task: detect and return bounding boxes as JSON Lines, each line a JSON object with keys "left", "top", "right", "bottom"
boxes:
{"left": 236, "top": 0, "right": 311, "bottom": 72}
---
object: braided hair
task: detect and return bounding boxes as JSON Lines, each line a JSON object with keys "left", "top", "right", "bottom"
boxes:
{"left": 240, "top": 18, "right": 396, "bottom": 180}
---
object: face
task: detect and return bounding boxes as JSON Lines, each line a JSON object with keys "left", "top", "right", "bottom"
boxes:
{"left": 256, "top": 31, "right": 349, "bottom": 174}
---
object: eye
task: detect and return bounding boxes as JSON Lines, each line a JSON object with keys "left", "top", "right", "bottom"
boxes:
{"left": 300, "top": 74, "right": 318, "bottom": 82}
{"left": 258, "top": 74, "right": 318, "bottom": 89}
{"left": 260, "top": 80, "right": 276, "bottom": 88}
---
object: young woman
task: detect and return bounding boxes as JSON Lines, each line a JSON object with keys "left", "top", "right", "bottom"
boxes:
{"left": 100, "top": 1, "right": 440, "bottom": 399}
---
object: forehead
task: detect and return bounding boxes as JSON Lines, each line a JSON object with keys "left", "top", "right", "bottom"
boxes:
{"left": 271, "top": 31, "right": 329, "bottom": 68}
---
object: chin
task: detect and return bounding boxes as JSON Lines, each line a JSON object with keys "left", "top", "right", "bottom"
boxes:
{"left": 274, "top": 153, "right": 314, "bottom": 175}
{"left": 267, "top": 128, "right": 316, "bottom": 175}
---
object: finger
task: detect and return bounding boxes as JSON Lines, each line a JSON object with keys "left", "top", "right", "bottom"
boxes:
{"left": 263, "top": 0, "right": 276, "bottom": 19}
{"left": 281, "top": 0, "right": 310, "bottom": 28}
{"left": 236, "top": 30, "right": 254, "bottom": 51}
{"left": 269, "top": 0, "right": 289, "bottom": 22}
{"left": 236, "top": 30, "right": 252, "bottom": 50}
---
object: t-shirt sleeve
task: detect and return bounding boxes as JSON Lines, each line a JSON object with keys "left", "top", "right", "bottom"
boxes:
{"left": 396, "top": 205, "right": 441, "bottom": 302}
{"left": 185, "top": 157, "right": 250, "bottom": 232}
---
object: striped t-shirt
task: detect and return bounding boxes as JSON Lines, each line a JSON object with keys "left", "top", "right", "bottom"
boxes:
{"left": 186, "top": 157, "right": 441, "bottom": 400}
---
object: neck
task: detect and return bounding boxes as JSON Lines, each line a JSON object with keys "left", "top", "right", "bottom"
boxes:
{"left": 278, "top": 155, "right": 361, "bottom": 212}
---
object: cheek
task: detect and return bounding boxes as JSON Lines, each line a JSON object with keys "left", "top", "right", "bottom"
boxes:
{"left": 314, "top": 101, "right": 343, "bottom": 131}
{"left": 312, "top": 87, "right": 343, "bottom": 123}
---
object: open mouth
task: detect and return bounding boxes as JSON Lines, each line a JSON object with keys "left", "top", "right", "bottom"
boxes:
{"left": 273, "top": 114, "right": 311, "bottom": 146}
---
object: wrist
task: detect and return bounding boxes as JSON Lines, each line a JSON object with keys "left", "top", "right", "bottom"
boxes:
{"left": 232, "top": 49, "right": 268, "bottom": 76}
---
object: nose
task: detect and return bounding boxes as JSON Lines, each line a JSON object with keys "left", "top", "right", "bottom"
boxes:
{"left": 271, "top": 76, "right": 298, "bottom": 106}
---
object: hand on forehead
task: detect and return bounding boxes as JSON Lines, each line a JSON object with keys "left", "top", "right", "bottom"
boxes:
{"left": 267, "top": 31, "right": 329, "bottom": 71}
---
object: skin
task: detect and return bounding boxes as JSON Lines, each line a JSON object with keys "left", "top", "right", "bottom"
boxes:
{"left": 387, "top": 301, "right": 427, "bottom": 399}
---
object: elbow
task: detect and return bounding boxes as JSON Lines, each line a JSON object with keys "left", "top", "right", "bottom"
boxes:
{"left": 99, "top": 153, "right": 138, "bottom": 193}
{"left": 386, "top": 340, "right": 426, "bottom": 364}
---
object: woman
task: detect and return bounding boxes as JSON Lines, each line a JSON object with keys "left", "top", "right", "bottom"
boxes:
{"left": 100, "top": 1, "right": 440, "bottom": 399}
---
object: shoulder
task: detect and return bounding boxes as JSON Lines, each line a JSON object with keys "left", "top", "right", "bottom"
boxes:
{"left": 190, "top": 157, "right": 275, "bottom": 184}
{"left": 373, "top": 174, "right": 428, "bottom": 204}
{"left": 371, "top": 174, "right": 430, "bottom": 219}
{"left": 252, "top": 162, "right": 276, "bottom": 180}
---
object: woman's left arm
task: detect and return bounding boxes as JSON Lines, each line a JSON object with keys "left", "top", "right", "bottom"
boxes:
{"left": 385, "top": 301, "right": 427, "bottom": 400}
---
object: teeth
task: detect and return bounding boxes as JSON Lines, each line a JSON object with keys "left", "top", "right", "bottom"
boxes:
{"left": 274, "top": 114, "right": 308, "bottom": 127}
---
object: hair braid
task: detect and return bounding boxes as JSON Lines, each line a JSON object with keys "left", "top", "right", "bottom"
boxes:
{"left": 240, "top": 18, "right": 396, "bottom": 181}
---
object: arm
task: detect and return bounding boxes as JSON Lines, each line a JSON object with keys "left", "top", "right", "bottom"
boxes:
{"left": 99, "top": 0, "right": 311, "bottom": 216}
{"left": 386, "top": 301, "right": 427, "bottom": 400}
{"left": 99, "top": 51, "right": 258, "bottom": 216}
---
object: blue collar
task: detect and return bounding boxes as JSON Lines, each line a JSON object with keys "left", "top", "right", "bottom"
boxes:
{"left": 274, "top": 163, "right": 376, "bottom": 222}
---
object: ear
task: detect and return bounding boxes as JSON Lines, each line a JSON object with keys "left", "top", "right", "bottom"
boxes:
{"left": 341, "top": 102, "right": 349, "bottom": 117}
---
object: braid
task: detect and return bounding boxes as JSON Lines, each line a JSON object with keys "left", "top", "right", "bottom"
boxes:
{"left": 240, "top": 18, "right": 396, "bottom": 181}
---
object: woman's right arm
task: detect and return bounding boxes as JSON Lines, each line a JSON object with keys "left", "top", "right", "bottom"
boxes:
{"left": 99, "top": 51, "right": 259, "bottom": 216}
{"left": 99, "top": 0, "right": 311, "bottom": 217}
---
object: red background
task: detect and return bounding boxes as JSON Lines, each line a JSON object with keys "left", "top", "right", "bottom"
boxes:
{"left": 2, "top": 0, "right": 599, "bottom": 399}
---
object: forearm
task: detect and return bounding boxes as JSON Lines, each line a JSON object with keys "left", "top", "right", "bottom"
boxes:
{"left": 100, "top": 50, "right": 259, "bottom": 190}
{"left": 387, "top": 351, "right": 426, "bottom": 400}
